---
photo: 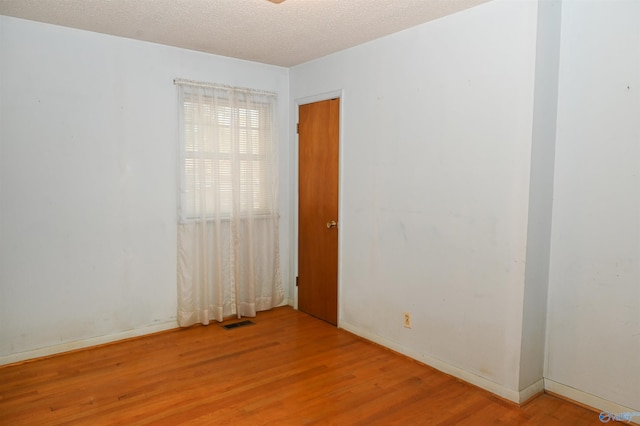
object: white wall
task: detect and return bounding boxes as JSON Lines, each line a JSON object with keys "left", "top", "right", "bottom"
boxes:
{"left": 291, "top": 0, "right": 539, "bottom": 400}
{"left": 0, "top": 16, "right": 290, "bottom": 364}
{"left": 546, "top": 0, "right": 640, "bottom": 411}
{"left": 518, "top": 0, "right": 561, "bottom": 391}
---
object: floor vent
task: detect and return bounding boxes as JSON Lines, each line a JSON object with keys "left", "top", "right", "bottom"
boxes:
{"left": 222, "top": 320, "right": 255, "bottom": 330}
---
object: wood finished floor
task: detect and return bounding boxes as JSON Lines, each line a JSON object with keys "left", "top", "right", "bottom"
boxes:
{"left": 1, "top": 306, "right": 602, "bottom": 425}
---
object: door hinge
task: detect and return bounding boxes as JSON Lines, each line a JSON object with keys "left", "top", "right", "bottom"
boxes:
{"left": 296, "top": 276, "right": 299, "bottom": 287}
{"left": 296, "top": 123, "right": 299, "bottom": 134}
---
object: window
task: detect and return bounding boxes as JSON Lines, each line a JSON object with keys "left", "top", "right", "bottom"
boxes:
{"left": 174, "top": 79, "right": 283, "bottom": 326}
{"left": 176, "top": 81, "right": 277, "bottom": 221}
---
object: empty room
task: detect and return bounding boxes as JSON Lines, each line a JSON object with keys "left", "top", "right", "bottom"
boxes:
{"left": 1, "top": 0, "right": 638, "bottom": 424}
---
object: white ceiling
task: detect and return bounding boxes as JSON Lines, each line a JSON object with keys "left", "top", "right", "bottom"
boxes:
{"left": 0, "top": 0, "right": 490, "bottom": 67}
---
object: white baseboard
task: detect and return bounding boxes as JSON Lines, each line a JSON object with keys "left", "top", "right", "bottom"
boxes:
{"left": 544, "top": 379, "right": 639, "bottom": 424}
{"left": 339, "top": 320, "right": 638, "bottom": 418}
{"left": 2, "top": 304, "right": 295, "bottom": 367}
{"left": 4, "top": 312, "right": 635, "bottom": 424}
{"left": 0, "top": 321, "right": 178, "bottom": 367}
{"left": 339, "top": 320, "right": 535, "bottom": 404}
{"left": 279, "top": 298, "right": 294, "bottom": 308}
{"left": 520, "top": 378, "right": 545, "bottom": 403}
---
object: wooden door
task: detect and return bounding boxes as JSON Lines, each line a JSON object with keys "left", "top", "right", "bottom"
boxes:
{"left": 297, "top": 98, "right": 340, "bottom": 325}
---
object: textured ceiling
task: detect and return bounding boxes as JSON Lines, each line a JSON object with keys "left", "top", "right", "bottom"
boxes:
{"left": 0, "top": 0, "right": 490, "bottom": 67}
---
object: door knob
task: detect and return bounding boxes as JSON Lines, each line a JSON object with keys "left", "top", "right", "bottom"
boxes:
{"left": 326, "top": 220, "right": 337, "bottom": 229}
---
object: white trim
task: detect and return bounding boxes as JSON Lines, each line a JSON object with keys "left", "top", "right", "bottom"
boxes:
{"left": 0, "top": 321, "right": 177, "bottom": 367}
{"left": 278, "top": 298, "right": 295, "bottom": 308}
{"left": 339, "top": 320, "right": 526, "bottom": 403}
{"left": 173, "top": 78, "right": 277, "bottom": 96}
{"left": 520, "top": 378, "right": 545, "bottom": 403}
{"left": 3, "top": 312, "right": 637, "bottom": 423}
{"left": 296, "top": 90, "right": 342, "bottom": 107}
{"left": 544, "top": 379, "right": 640, "bottom": 424}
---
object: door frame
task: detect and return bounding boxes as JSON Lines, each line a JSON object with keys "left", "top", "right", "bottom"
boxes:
{"left": 293, "top": 90, "right": 344, "bottom": 325}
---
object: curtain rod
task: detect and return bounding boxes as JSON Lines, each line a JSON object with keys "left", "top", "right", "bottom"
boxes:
{"left": 173, "top": 78, "right": 277, "bottom": 97}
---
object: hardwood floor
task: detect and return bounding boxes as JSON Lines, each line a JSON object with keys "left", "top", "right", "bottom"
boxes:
{"left": 1, "top": 306, "right": 602, "bottom": 425}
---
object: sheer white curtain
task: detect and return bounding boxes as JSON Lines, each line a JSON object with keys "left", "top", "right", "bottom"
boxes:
{"left": 175, "top": 79, "right": 283, "bottom": 327}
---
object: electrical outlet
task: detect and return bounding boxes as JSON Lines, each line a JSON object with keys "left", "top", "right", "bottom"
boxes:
{"left": 403, "top": 312, "right": 412, "bottom": 329}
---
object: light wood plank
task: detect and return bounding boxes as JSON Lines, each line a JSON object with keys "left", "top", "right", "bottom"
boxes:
{"left": 0, "top": 307, "right": 603, "bottom": 425}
